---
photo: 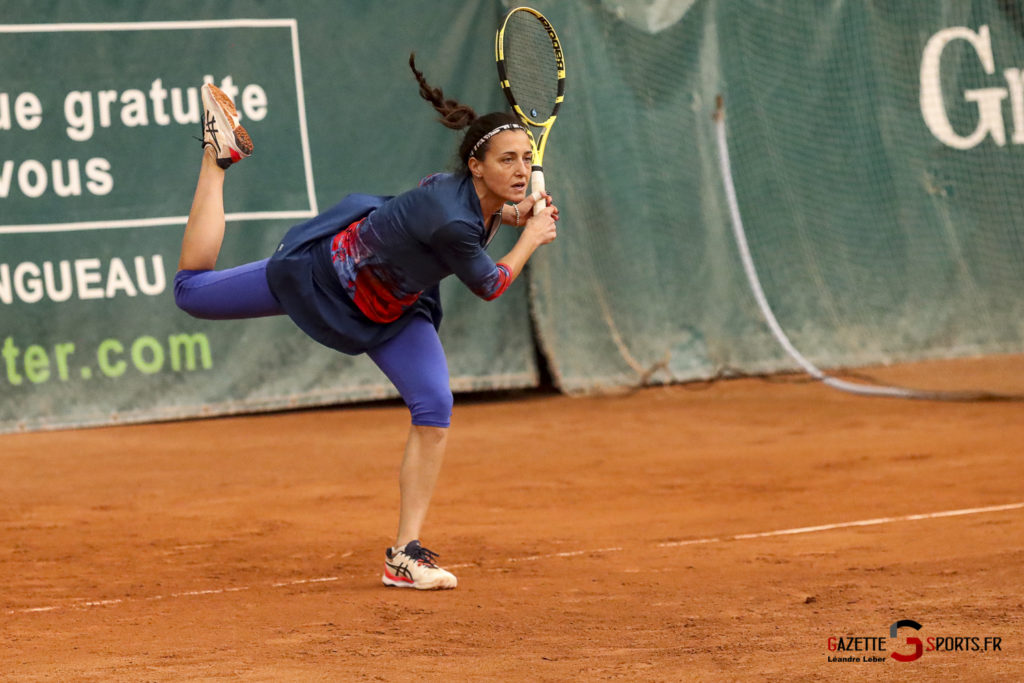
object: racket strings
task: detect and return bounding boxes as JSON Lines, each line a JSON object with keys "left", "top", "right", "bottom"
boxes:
{"left": 501, "top": 14, "right": 559, "bottom": 121}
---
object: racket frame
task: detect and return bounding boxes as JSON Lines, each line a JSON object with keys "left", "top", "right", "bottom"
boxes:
{"left": 495, "top": 6, "right": 565, "bottom": 212}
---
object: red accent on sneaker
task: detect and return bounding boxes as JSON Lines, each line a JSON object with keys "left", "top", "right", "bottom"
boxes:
{"left": 384, "top": 566, "right": 414, "bottom": 584}
{"left": 230, "top": 149, "right": 242, "bottom": 162}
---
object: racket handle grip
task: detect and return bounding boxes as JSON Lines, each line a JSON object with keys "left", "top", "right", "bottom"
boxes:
{"left": 531, "top": 168, "right": 546, "bottom": 214}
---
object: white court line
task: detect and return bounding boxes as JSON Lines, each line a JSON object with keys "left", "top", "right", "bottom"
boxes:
{"left": 507, "top": 546, "right": 625, "bottom": 563}
{"left": 272, "top": 577, "right": 340, "bottom": 588}
{"left": 6, "top": 502, "right": 1022, "bottom": 615}
{"left": 658, "top": 501, "right": 1024, "bottom": 547}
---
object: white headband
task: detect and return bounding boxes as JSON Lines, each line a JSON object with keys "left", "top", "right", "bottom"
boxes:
{"left": 469, "top": 123, "right": 526, "bottom": 158}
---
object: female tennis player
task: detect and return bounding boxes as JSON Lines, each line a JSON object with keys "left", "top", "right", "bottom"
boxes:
{"left": 174, "top": 58, "right": 558, "bottom": 590}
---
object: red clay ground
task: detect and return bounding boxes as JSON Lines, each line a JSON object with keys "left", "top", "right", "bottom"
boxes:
{"left": 2, "top": 357, "right": 1023, "bottom": 681}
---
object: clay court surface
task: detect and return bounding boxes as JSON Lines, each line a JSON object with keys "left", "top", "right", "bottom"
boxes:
{"left": 2, "top": 356, "right": 1022, "bottom": 681}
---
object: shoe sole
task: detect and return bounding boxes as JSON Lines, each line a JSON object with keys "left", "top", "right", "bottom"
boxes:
{"left": 202, "top": 84, "right": 254, "bottom": 162}
{"left": 381, "top": 571, "right": 457, "bottom": 590}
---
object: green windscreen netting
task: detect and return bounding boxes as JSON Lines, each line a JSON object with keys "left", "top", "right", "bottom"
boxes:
{"left": 529, "top": 0, "right": 1024, "bottom": 393}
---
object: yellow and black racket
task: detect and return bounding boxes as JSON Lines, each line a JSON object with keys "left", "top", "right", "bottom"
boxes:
{"left": 495, "top": 6, "right": 565, "bottom": 213}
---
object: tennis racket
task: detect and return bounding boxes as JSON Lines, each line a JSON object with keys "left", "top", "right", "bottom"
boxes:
{"left": 495, "top": 6, "right": 565, "bottom": 214}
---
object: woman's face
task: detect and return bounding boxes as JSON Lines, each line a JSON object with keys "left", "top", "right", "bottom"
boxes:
{"left": 470, "top": 129, "right": 533, "bottom": 203}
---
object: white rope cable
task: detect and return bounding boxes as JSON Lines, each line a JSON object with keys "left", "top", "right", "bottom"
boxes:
{"left": 713, "top": 97, "right": 938, "bottom": 399}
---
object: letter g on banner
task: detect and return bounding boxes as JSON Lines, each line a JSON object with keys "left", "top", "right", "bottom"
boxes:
{"left": 890, "top": 619, "right": 924, "bottom": 663}
{"left": 920, "top": 25, "right": 1008, "bottom": 149}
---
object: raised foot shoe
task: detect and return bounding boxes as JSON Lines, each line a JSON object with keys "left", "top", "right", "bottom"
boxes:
{"left": 382, "top": 540, "right": 458, "bottom": 590}
{"left": 200, "top": 83, "right": 253, "bottom": 169}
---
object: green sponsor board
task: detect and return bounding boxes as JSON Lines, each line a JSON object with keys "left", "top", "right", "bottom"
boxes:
{"left": 1, "top": 3, "right": 536, "bottom": 432}
{"left": 0, "top": 20, "right": 313, "bottom": 225}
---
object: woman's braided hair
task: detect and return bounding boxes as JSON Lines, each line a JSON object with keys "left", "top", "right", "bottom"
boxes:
{"left": 409, "top": 53, "right": 522, "bottom": 169}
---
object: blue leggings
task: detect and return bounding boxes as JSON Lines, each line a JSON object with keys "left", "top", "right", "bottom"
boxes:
{"left": 174, "top": 261, "right": 453, "bottom": 427}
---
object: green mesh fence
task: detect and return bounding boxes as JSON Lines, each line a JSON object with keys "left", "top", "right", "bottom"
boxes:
{"left": 529, "top": 0, "right": 1024, "bottom": 393}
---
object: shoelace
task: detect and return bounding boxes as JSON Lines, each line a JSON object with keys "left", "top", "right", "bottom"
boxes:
{"left": 196, "top": 113, "right": 221, "bottom": 152}
{"left": 403, "top": 544, "right": 440, "bottom": 568}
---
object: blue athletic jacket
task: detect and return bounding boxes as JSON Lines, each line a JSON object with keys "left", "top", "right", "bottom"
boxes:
{"left": 266, "top": 172, "right": 510, "bottom": 355}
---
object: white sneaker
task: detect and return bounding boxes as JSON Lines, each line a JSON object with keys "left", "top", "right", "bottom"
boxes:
{"left": 200, "top": 83, "right": 253, "bottom": 169}
{"left": 382, "top": 540, "right": 458, "bottom": 590}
